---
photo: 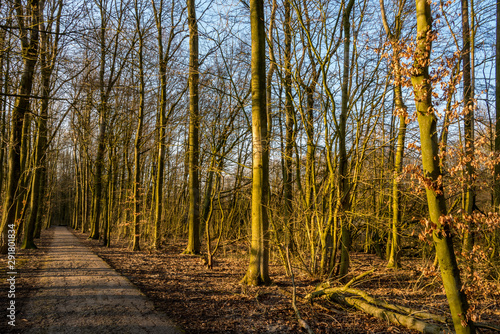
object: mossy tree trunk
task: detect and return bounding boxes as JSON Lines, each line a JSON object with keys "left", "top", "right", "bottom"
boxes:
{"left": 241, "top": 0, "right": 271, "bottom": 286}
{"left": 183, "top": 0, "right": 201, "bottom": 255}
{"left": 411, "top": 1, "right": 474, "bottom": 333}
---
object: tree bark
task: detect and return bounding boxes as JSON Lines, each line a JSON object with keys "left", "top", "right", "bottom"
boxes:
{"left": 380, "top": 0, "right": 407, "bottom": 269}
{"left": 493, "top": 0, "right": 500, "bottom": 267}
{"left": 338, "top": 0, "right": 355, "bottom": 279}
{"left": 23, "top": 0, "right": 62, "bottom": 249}
{"left": 283, "top": 0, "right": 294, "bottom": 252}
{"left": 241, "top": 0, "right": 271, "bottom": 286}
{"left": 0, "top": 0, "right": 41, "bottom": 253}
{"left": 461, "top": 0, "right": 475, "bottom": 254}
{"left": 132, "top": 0, "right": 146, "bottom": 251}
{"left": 411, "top": 1, "right": 474, "bottom": 333}
{"left": 183, "top": 0, "right": 201, "bottom": 255}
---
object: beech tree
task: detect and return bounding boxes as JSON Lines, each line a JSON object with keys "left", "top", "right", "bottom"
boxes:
{"left": 337, "top": 0, "right": 356, "bottom": 279}
{"left": 0, "top": 0, "right": 41, "bottom": 253}
{"left": 88, "top": 0, "right": 134, "bottom": 241}
{"left": 183, "top": 0, "right": 201, "bottom": 255}
{"left": 411, "top": 0, "right": 474, "bottom": 332}
{"left": 380, "top": 0, "right": 409, "bottom": 269}
{"left": 282, "top": 0, "right": 294, "bottom": 252}
{"left": 151, "top": 0, "right": 185, "bottom": 250}
{"left": 241, "top": 0, "right": 271, "bottom": 286}
{"left": 461, "top": 0, "right": 475, "bottom": 254}
{"left": 22, "top": 0, "right": 63, "bottom": 249}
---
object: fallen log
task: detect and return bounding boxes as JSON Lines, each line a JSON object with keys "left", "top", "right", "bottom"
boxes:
{"left": 331, "top": 294, "right": 449, "bottom": 334}
{"left": 333, "top": 287, "right": 449, "bottom": 324}
{"left": 306, "top": 270, "right": 451, "bottom": 333}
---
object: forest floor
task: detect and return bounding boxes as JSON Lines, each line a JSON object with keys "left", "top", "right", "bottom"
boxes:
{"left": 1, "top": 226, "right": 499, "bottom": 333}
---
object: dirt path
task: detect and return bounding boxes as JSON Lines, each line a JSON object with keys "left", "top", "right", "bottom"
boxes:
{"left": 21, "top": 226, "right": 182, "bottom": 334}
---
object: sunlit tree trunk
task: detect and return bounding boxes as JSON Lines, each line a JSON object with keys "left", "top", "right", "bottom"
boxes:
{"left": 380, "top": 0, "right": 407, "bottom": 269}
{"left": 493, "top": 0, "right": 500, "bottom": 266}
{"left": 283, "top": 0, "right": 294, "bottom": 252}
{"left": 183, "top": 0, "right": 201, "bottom": 254}
{"left": 132, "top": 0, "right": 146, "bottom": 252}
{"left": 411, "top": 1, "right": 474, "bottom": 332}
{"left": 241, "top": 0, "right": 270, "bottom": 286}
{"left": 0, "top": 0, "right": 40, "bottom": 253}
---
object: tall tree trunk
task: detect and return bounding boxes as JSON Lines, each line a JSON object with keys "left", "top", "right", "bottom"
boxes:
{"left": 132, "top": 0, "right": 146, "bottom": 251}
{"left": 183, "top": 0, "right": 201, "bottom": 254}
{"left": 241, "top": 0, "right": 270, "bottom": 286}
{"left": 153, "top": 2, "right": 168, "bottom": 250}
{"left": 283, "top": 0, "right": 294, "bottom": 252}
{"left": 493, "top": 0, "right": 500, "bottom": 267}
{"left": 338, "top": 0, "right": 355, "bottom": 279}
{"left": 152, "top": 0, "right": 183, "bottom": 249}
{"left": 89, "top": 3, "right": 108, "bottom": 240}
{"left": 380, "top": 0, "right": 407, "bottom": 269}
{"left": 461, "top": 0, "right": 475, "bottom": 254}
{"left": 0, "top": 15, "right": 11, "bottom": 200}
{"left": 89, "top": 0, "right": 131, "bottom": 240}
{"left": 411, "top": 1, "right": 474, "bottom": 333}
{"left": 23, "top": 0, "right": 62, "bottom": 249}
{"left": 0, "top": 0, "right": 40, "bottom": 253}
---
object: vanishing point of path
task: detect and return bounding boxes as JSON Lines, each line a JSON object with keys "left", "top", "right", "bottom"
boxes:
{"left": 21, "top": 226, "right": 182, "bottom": 334}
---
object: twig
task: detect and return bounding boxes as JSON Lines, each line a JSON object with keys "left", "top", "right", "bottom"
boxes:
{"left": 286, "top": 247, "right": 314, "bottom": 334}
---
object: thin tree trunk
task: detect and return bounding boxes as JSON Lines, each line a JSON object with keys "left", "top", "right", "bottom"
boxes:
{"left": 151, "top": 0, "right": 181, "bottom": 250}
{"left": 89, "top": 4, "right": 108, "bottom": 240}
{"left": 338, "top": 0, "right": 355, "bottom": 279}
{"left": 0, "top": 17, "right": 11, "bottom": 200}
{"left": 132, "top": 0, "right": 145, "bottom": 251}
{"left": 461, "top": 0, "right": 475, "bottom": 254}
{"left": 380, "top": 0, "right": 407, "bottom": 269}
{"left": 283, "top": 0, "right": 294, "bottom": 252}
{"left": 493, "top": 0, "right": 500, "bottom": 266}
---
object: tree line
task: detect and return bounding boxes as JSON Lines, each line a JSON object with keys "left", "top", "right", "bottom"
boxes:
{"left": 0, "top": 0, "right": 498, "bottom": 333}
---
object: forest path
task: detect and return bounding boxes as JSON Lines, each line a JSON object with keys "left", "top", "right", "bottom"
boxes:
{"left": 21, "top": 226, "right": 182, "bottom": 334}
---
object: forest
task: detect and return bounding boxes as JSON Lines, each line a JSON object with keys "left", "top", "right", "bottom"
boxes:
{"left": 0, "top": 0, "right": 499, "bottom": 333}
